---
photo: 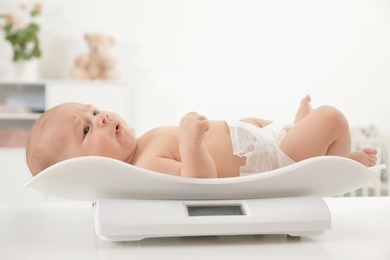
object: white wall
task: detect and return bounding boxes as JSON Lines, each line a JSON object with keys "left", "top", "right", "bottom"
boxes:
{"left": 1, "top": 0, "right": 390, "bottom": 135}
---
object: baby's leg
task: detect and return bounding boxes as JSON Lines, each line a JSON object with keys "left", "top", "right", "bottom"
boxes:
{"left": 279, "top": 105, "right": 377, "bottom": 167}
{"left": 241, "top": 95, "right": 312, "bottom": 128}
{"left": 280, "top": 105, "right": 351, "bottom": 160}
{"left": 349, "top": 148, "right": 377, "bottom": 166}
{"left": 294, "top": 95, "right": 313, "bottom": 123}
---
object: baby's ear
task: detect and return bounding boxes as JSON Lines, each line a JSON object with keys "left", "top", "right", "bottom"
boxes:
{"left": 84, "top": 33, "right": 92, "bottom": 41}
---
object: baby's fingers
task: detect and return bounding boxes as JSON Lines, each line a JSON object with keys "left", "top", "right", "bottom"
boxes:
{"left": 198, "top": 117, "right": 210, "bottom": 132}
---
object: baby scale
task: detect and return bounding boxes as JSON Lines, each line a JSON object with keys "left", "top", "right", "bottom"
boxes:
{"left": 23, "top": 156, "right": 384, "bottom": 241}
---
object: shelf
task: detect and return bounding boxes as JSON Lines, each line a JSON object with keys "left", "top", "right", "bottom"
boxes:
{"left": 0, "top": 113, "right": 41, "bottom": 120}
{"left": 0, "top": 82, "right": 45, "bottom": 88}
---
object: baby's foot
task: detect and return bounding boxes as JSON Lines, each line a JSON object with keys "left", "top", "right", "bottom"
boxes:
{"left": 294, "top": 95, "right": 313, "bottom": 123}
{"left": 349, "top": 148, "right": 378, "bottom": 167}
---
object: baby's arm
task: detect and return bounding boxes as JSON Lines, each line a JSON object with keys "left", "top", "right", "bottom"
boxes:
{"left": 179, "top": 112, "right": 217, "bottom": 178}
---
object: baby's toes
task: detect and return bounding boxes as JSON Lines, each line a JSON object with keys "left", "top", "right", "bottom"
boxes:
{"left": 363, "top": 147, "right": 377, "bottom": 155}
{"left": 369, "top": 155, "right": 377, "bottom": 166}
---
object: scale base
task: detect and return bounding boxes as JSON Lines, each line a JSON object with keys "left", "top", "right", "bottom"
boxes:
{"left": 93, "top": 196, "right": 331, "bottom": 241}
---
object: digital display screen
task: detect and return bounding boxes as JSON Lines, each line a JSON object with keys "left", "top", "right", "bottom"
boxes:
{"left": 187, "top": 205, "right": 245, "bottom": 217}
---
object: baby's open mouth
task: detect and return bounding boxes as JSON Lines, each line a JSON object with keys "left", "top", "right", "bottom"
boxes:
{"left": 115, "top": 122, "right": 120, "bottom": 134}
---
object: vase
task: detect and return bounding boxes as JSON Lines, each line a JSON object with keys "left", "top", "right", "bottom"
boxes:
{"left": 14, "top": 60, "right": 39, "bottom": 81}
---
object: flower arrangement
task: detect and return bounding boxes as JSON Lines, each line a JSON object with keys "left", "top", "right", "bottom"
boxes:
{"left": 0, "top": 2, "right": 42, "bottom": 62}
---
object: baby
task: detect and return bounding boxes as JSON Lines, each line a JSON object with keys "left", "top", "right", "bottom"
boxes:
{"left": 26, "top": 95, "right": 377, "bottom": 178}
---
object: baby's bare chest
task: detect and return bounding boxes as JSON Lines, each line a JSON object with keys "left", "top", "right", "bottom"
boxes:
{"left": 136, "top": 122, "right": 243, "bottom": 177}
{"left": 141, "top": 121, "right": 231, "bottom": 152}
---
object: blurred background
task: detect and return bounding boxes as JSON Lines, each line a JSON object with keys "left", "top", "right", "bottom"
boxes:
{"left": 0, "top": 0, "right": 389, "bottom": 133}
{"left": 1, "top": 0, "right": 390, "bottom": 201}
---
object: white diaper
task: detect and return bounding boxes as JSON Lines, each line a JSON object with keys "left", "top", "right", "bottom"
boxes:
{"left": 226, "top": 121, "right": 296, "bottom": 175}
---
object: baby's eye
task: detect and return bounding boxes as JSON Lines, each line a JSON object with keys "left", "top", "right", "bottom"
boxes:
{"left": 93, "top": 110, "right": 100, "bottom": 116}
{"left": 83, "top": 126, "right": 90, "bottom": 135}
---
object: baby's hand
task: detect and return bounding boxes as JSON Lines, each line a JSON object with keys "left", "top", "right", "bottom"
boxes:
{"left": 179, "top": 112, "right": 217, "bottom": 178}
{"left": 179, "top": 112, "right": 210, "bottom": 145}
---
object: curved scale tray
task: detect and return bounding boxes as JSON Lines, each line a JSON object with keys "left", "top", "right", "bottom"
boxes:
{"left": 22, "top": 156, "right": 384, "bottom": 201}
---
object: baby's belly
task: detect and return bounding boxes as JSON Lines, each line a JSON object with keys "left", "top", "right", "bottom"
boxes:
{"left": 205, "top": 121, "right": 246, "bottom": 178}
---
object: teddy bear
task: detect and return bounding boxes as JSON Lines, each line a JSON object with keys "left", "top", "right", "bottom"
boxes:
{"left": 70, "top": 33, "right": 120, "bottom": 80}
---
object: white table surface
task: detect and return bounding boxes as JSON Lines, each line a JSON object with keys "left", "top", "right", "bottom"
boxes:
{"left": 1, "top": 197, "right": 389, "bottom": 260}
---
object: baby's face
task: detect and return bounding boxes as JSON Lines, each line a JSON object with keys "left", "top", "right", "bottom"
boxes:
{"left": 48, "top": 103, "right": 136, "bottom": 163}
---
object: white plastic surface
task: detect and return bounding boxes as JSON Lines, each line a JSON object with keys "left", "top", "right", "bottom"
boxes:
{"left": 94, "top": 197, "right": 331, "bottom": 241}
{"left": 22, "top": 156, "right": 383, "bottom": 201}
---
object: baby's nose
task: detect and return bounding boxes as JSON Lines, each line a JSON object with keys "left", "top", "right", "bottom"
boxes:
{"left": 99, "top": 113, "right": 109, "bottom": 126}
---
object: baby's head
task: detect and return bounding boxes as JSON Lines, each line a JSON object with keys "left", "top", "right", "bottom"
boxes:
{"left": 26, "top": 102, "right": 136, "bottom": 176}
